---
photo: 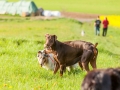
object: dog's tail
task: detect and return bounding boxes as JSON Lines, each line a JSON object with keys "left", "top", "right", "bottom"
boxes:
{"left": 94, "top": 43, "right": 98, "bottom": 48}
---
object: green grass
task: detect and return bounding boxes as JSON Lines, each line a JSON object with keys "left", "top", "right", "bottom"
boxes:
{"left": 8, "top": 0, "right": 120, "bottom": 15}
{"left": 0, "top": 16, "right": 120, "bottom": 90}
{"left": 1, "top": 1, "right": 120, "bottom": 90}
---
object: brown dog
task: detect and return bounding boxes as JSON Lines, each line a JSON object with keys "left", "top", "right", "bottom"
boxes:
{"left": 44, "top": 34, "right": 98, "bottom": 76}
{"left": 81, "top": 67, "right": 120, "bottom": 90}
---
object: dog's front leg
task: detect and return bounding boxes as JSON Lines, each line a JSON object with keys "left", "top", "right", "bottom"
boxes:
{"left": 54, "top": 62, "right": 59, "bottom": 74}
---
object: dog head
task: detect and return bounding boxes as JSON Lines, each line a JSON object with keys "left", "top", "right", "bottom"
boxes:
{"left": 44, "top": 34, "right": 57, "bottom": 50}
{"left": 37, "top": 50, "right": 49, "bottom": 67}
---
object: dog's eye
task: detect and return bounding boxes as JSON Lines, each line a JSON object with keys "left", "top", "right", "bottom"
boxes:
{"left": 45, "top": 54, "right": 48, "bottom": 57}
{"left": 43, "top": 55, "right": 46, "bottom": 57}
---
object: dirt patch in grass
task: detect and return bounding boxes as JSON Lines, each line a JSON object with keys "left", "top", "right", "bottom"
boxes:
{"left": 61, "top": 11, "right": 99, "bottom": 22}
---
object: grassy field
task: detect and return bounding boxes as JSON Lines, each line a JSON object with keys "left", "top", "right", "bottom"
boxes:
{"left": 0, "top": 0, "right": 120, "bottom": 90}
{"left": 8, "top": 0, "right": 120, "bottom": 15}
{"left": 0, "top": 16, "right": 120, "bottom": 90}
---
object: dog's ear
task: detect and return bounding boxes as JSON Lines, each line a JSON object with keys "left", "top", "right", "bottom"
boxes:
{"left": 45, "top": 34, "right": 49, "bottom": 38}
{"left": 37, "top": 51, "right": 42, "bottom": 57}
{"left": 38, "top": 50, "right": 42, "bottom": 54}
{"left": 53, "top": 35, "right": 57, "bottom": 40}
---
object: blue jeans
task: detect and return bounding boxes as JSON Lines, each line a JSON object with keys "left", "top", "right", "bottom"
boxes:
{"left": 95, "top": 27, "right": 100, "bottom": 35}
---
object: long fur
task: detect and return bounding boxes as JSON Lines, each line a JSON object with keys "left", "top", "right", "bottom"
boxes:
{"left": 37, "top": 50, "right": 78, "bottom": 71}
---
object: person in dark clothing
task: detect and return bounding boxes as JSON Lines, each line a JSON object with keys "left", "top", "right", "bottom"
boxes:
{"left": 102, "top": 17, "right": 109, "bottom": 36}
{"left": 94, "top": 16, "right": 101, "bottom": 36}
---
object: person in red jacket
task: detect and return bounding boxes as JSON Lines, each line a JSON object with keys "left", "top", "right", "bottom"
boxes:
{"left": 102, "top": 17, "right": 109, "bottom": 36}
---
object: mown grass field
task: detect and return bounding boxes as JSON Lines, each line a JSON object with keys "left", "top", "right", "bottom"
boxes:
{"left": 8, "top": 0, "right": 120, "bottom": 15}
{"left": 0, "top": 16, "right": 120, "bottom": 90}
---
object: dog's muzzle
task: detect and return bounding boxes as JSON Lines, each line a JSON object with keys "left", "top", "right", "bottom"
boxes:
{"left": 44, "top": 44, "right": 52, "bottom": 50}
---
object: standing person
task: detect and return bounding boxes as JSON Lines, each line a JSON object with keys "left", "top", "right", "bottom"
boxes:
{"left": 102, "top": 17, "right": 109, "bottom": 36}
{"left": 94, "top": 16, "right": 101, "bottom": 36}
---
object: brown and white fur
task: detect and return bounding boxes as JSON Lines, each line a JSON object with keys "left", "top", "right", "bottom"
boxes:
{"left": 37, "top": 50, "right": 78, "bottom": 71}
